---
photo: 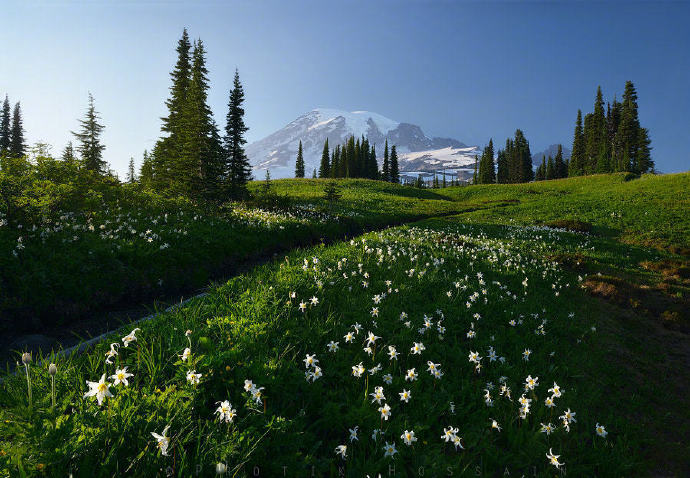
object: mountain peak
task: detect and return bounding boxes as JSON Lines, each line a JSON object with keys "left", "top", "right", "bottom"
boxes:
{"left": 246, "top": 108, "right": 477, "bottom": 178}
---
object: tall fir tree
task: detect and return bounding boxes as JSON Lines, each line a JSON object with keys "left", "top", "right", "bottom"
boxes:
{"left": 614, "top": 80, "right": 644, "bottom": 172}
{"left": 554, "top": 144, "right": 567, "bottom": 178}
{"left": 9, "top": 102, "right": 26, "bottom": 159}
{"left": 506, "top": 130, "right": 532, "bottom": 183}
{"left": 608, "top": 97, "right": 622, "bottom": 163}
{"left": 139, "top": 150, "right": 154, "bottom": 187}
{"left": 161, "top": 28, "right": 192, "bottom": 137}
{"left": 382, "top": 139, "right": 390, "bottom": 181}
{"left": 0, "top": 95, "right": 10, "bottom": 156}
{"left": 478, "top": 138, "right": 495, "bottom": 184}
{"left": 330, "top": 145, "right": 340, "bottom": 178}
{"left": 319, "top": 138, "right": 330, "bottom": 178}
{"left": 569, "top": 109, "right": 585, "bottom": 176}
{"left": 345, "top": 136, "right": 355, "bottom": 177}
{"left": 584, "top": 86, "right": 606, "bottom": 173}
{"left": 389, "top": 145, "right": 399, "bottom": 183}
{"left": 61, "top": 141, "right": 77, "bottom": 165}
{"left": 546, "top": 156, "right": 555, "bottom": 180}
{"left": 295, "top": 140, "right": 305, "bottom": 178}
{"left": 496, "top": 148, "right": 508, "bottom": 183}
{"left": 154, "top": 28, "right": 192, "bottom": 190}
{"left": 368, "top": 145, "right": 378, "bottom": 179}
{"left": 635, "top": 127, "right": 653, "bottom": 173}
{"left": 127, "top": 158, "right": 136, "bottom": 183}
{"left": 177, "top": 39, "right": 222, "bottom": 198}
{"left": 224, "top": 69, "right": 252, "bottom": 198}
{"left": 535, "top": 156, "right": 546, "bottom": 181}
{"left": 353, "top": 137, "right": 361, "bottom": 177}
{"left": 72, "top": 93, "right": 106, "bottom": 173}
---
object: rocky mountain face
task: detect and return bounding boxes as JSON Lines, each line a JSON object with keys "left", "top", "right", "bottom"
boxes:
{"left": 246, "top": 108, "right": 480, "bottom": 178}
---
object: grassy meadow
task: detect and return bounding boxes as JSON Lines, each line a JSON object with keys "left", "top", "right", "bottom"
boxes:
{"left": 0, "top": 172, "right": 688, "bottom": 477}
{"left": 0, "top": 179, "right": 472, "bottom": 332}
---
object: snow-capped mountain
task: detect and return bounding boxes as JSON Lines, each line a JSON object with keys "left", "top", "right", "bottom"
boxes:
{"left": 246, "top": 108, "right": 480, "bottom": 178}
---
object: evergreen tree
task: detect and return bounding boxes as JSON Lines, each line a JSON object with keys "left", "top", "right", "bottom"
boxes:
{"left": 9, "top": 102, "right": 26, "bottom": 158}
{"left": 478, "top": 138, "right": 495, "bottom": 184}
{"left": 389, "top": 145, "right": 399, "bottom": 183}
{"left": 61, "top": 141, "right": 77, "bottom": 165}
{"left": 614, "top": 80, "right": 643, "bottom": 172}
{"left": 506, "top": 130, "right": 532, "bottom": 183}
{"left": 127, "top": 158, "right": 136, "bottom": 183}
{"left": 496, "top": 148, "right": 508, "bottom": 183}
{"left": 224, "top": 69, "right": 252, "bottom": 198}
{"left": 295, "top": 140, "right": 305, "bottom": 178}
{"left": 442, "top": 170, "right": 447, "bottom": 188}
{"left": 535, "top": 156, "right": 545, "bottom": 181}
{"left": 635, "top": 127, "right": 653, "bottom": 173}
{"left": 154, "top": 28, "right": 193, "bottom": 190}
{"left": 368, "top": 145, "right": 378, "bottom": 179}
{"left": 353, "top": 137, "right": 361, "bottom": 178}
{"left": 608, "top": 98, "right": 622, "bottom": 162}
{"left": 546, "top": 156, "right": 555, "bottom": 180}
{"left": 312, "top": 168, "right": 317, "bottom": 178}
{"left": 72, "top": 93, "right": 106, "bottom": 173}
{"left": 554, "top": 144, "right": 567, "bottom": 178}
{"left": 330, "top": 146, "right": 340, "bottom": 178}
{"left": 319, "top": 138, "right": 330, "bottom": 178}
{"left": 569, "top": 110, "right": 585, "bottom": 176}
{"left": 323, "top": 180, "right": 342, "bottom": 205}
{"left": 178, "top": 39, "right": 222, "bottom": 198}
{"left": 345, "top": 136, "right": 355, "bottom": 177}
{"left": 139, "top": 150, "right": 154, "bottom": 186}
{"left": 261, "top": 169, "right": 273, "bottom": 197}
{"left": 161, "top": 29, "right": 192, "bottom": 138}
{"left": 584, "top": 86, "right": 606, "bottom": 173}
{"left": 0, "top": 95, "right": 10, "bottom": 156}
{"left": 382, "top": 139, "right": 390, "bottom": 181}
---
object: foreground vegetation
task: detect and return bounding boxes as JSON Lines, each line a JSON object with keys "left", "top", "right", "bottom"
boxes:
{"left": 2, "top": 172, "right": 686, "bottom": 332}
{"left": 0, "top": 174, "right": 467, "bottom": 331}
{"left": 0, "top": 220, "right": 636, "bottom": 476}
{"left": 1, "top": 172, "right": 688, "bottom": 477}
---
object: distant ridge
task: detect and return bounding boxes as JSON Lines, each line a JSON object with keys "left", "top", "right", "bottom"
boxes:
{"left": 246, "top": 108, "right": 481, "bottom": 178}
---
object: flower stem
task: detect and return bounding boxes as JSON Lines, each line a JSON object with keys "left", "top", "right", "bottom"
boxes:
{"left": 24, "top": 364, "right": 32, "bottom": 409}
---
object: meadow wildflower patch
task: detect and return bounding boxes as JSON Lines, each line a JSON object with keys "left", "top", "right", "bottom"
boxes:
{"left": 0, "top": 219, "right": 638, "bottom": 476}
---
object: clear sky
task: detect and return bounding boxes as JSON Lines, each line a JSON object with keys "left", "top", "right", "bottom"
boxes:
{"left": 1, "top": 0, "right": 688, "bottom": 175}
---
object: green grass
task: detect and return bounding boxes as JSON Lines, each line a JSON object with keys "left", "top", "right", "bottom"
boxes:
{"left": 1, "top": 173, "right": 687, "bottom": 476}
{"left": 439, "top": 172, "right": 690, "bottom": 252}
{"left": 1, "top": 216, "right": 684, "bottom": 476}
{"left": 0, "top": 179, "right": 475, "bottom": 330}
{"left": 249, "top": 177, "right": 465, "bottom": 225}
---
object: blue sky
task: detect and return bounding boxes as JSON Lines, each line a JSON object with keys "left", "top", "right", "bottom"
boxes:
{"left": 1, "top": 0, "right": 688, "bottom": 174}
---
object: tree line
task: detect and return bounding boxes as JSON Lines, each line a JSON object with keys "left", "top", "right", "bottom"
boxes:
{"left": 473, "top": 80, "right": 653, "bottom": 185}
{"left": 474, "top": 129, "right": 534, "bottom": 184}
{"left": 296, "top": 136, "right": 400, "bottom": 183}
{"left": 535, "top": 145, "right": 568, "bottom": 181}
